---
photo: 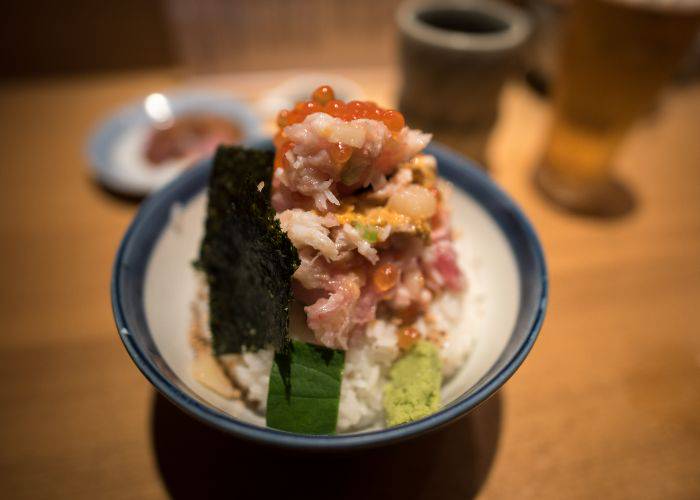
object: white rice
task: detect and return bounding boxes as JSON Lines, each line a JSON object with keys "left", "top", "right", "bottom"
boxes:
{"left": 191, "top": 278, "right": 472, "bottom": 432}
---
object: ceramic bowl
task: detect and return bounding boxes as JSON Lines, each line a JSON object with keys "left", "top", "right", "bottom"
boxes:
{"left": 112, "top": 139, "right": 547, "bottom": 450}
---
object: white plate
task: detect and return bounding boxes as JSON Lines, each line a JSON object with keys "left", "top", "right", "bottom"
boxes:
{"left": 87, "top": 90, "right": 264, "bottom": 196}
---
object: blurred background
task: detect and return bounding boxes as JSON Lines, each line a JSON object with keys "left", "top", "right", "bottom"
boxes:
{"left": 1, "top": 0, "right": 700, "bottom": 499}
{"left": 5, "top": 0, "right": 698, "bottom": 80}
{"left": 3, "top": 0, "right": 405, "bottom": 76}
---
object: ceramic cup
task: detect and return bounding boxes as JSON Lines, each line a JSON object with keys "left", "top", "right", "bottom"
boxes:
{"left": 397, "top": 0, "right": 532, "bottom": 166}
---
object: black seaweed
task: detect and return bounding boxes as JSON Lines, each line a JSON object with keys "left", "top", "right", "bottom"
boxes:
{"left": 198, "top": 146, "right": 300, "bottom": 355}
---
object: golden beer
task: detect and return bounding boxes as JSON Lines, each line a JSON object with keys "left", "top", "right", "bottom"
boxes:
{"left": 536, "top": 0, "right": 700, "bottom": 214}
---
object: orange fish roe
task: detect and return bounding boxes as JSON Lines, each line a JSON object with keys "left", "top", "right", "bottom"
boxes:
{"left": 275, "top": 85, "right": 406, "bottom": 132}
{"left": 328, "top": 142, "right": 353, "bottom": 164}
{"left": 312, "top": 85, "right": 335, "bottom": 105}
{"left": 276, "top": 109, "right": 289, "bottom": 128}
{"left": 397, "top": 327, "right": 421, "bottom": 350}
{"left": 273, "top": 140, "right": 294, "bottom": 169}
{"left": 382, "top": 110, "right": 405, "bottom": 132}
{"left": 373, "top": 263, "right": 399, "bottom": 292}
{"left": 324, "top": 99, "right": 344, "bottom": 116}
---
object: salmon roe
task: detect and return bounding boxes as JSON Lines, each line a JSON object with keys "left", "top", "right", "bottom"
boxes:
{"left": 382, "top": 110, "right": 405, "bottom": 131}
{"left": 312, "top": 85, "right": 335, "bottom": 105}
{"left": 373, "top": 263, "right": 399, "bottom": 292}
{"left": 398, "top": 327, "right": 420, "bottom": 350}
{"left": 329, "top": 142, "right": 352, "bottom": 164}
{"left": 275, "top": 85, "right": 406, "bottom": 132}
{"left": 273, "top": 140, "right": 294, "bottom": 169}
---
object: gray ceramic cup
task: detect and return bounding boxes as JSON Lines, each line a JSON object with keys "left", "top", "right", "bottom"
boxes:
{"left": 397, "top": 0, "right": 532, "bottom": 166}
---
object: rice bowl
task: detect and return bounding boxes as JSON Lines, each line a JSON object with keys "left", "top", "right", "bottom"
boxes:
{"left": 114, "top": 137, "right": 545, "bottom": 448}
{"left": 178, "top": 87, "right": 505, "bottom": 433}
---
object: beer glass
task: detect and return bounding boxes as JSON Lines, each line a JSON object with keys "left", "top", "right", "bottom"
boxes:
{"left": 535, "top": 0, "right": 700, "bottom": 215}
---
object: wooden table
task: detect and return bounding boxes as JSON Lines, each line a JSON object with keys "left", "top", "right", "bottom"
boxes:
{"left": 1, "top": 67, "right": 699, "bottom": 499}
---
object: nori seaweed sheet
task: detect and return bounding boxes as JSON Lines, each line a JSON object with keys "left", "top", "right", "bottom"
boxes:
{"left": 198, "top": 146, "right": 300, "bottom": 354}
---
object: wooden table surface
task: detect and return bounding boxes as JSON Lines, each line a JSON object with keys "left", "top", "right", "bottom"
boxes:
{"left": 1, "top": 67, "right": 699, "bottom": 500}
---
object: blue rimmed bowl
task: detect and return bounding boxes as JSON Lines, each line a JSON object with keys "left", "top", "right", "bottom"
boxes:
{"left": 112, "top": 139, "right": 547, "bottom": 450}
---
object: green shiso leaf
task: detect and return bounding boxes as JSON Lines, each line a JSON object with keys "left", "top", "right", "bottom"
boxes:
{"left": 198, "top": 146, "right": 300, "bottom": 355}
{"left": 383, "top": 340, "right": 442, "bottom": 426}
{"left": 266, "top": 340, "right": 345, "bottom": 434}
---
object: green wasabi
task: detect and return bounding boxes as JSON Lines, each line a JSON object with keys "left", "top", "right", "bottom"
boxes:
{"left": 383, "top": 340, "right": 442, "bottom": 426}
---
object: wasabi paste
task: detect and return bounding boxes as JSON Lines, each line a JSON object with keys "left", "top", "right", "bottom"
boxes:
{"left": 383, "top": 340, "right": 442, "bottom": 426}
